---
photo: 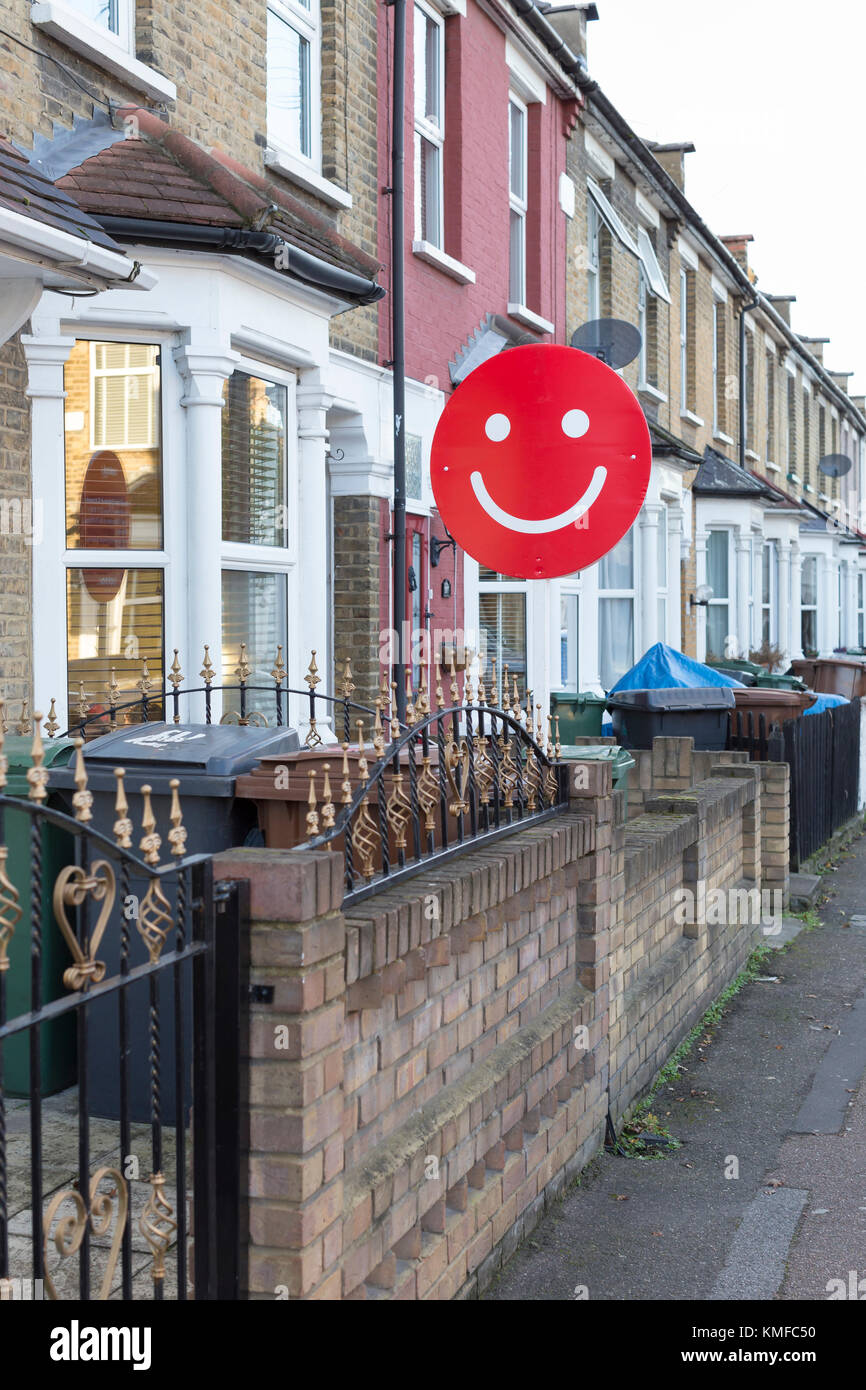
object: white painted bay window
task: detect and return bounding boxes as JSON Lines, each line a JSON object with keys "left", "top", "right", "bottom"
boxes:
{"left": 801, "top": 555, "right": 818, "bottom": 655}
{"left": 598, "top": 532, "right": 634, "bottom": 691}
{"left": 478, "top": 568, "right": 527, "bottom": 704}
{"left": 559, "top": 590, "right": 579, "bottom": 692}
{"left": 705, "top": 530, "right": 731, "bottom": 660}
{"left": 761, "top": 540, "right": 778, "bottom": 646}
{"left": 63, "top": 338, "right": 165, "bottom": 727}
{"left": 220, "top": 366, "right": 296, "bottom": 720}
{"left": 858, "top": 572, "right": 865, "bottom": 648}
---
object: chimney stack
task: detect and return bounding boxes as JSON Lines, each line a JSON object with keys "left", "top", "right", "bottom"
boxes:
{"left": 646, "top": 141, "right": 695, "bottom": 192}
{"left": 768, "top": 294, "right": 796, "bottom": 326}
{"left": 537, "top": 3, "right": 599, "bottom": 61}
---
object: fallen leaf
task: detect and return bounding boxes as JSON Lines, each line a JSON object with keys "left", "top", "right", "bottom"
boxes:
{"left": 613, "top": 1194, "right": 629, "bottom": 1202}
{"left": 651, "top": 1231, "right": 663, "bottom": 1237}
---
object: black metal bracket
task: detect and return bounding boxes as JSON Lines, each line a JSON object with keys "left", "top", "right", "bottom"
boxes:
{"left": 250, "top": 984, "right": 275, "bottom": 1004}
{"left": 431, "top": 533, "right": 457, "bottom": 567}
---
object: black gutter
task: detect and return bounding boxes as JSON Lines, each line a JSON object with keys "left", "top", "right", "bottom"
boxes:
{"left": 389, "top": 0, "right": 408, "bottom": 722}
{"left": 508, "top": 0, "right": 597, "bottom": 90}
{"left": 739, "top": 295, "right": 760, "bottom": 469}
{"left": 96, "top": 215, "right": 386, "bottom": 306}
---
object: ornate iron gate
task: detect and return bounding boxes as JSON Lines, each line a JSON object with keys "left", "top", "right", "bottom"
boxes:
{"left": 0, "top": 727, "right": 244, "bottom": 1301}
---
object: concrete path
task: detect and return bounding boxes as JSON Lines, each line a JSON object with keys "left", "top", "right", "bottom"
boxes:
{"left": 486, "top": 827, "right": 866, "bottom": 1302}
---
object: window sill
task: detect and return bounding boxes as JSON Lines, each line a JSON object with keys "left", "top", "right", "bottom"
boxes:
{"left": 264, "top": 147, "right": 352, "bottom": 210}
{"left": 680, "top": 409, "right": 705, "bottom": 428}
{"left": 638, "top": 381, "right": 667, "bottom": 404}
{"left": 818, "top": 493, "right": 831, "bottom": 503}
{"left": 412, "top": 241, "right": 475, "bottom": 285}
{"left": 745, "top": 449, "right": 760, "bottom": 462}
{"left": 714, "top": 431, "right": 735, "bottom": 446}
{"left": 787, "top": 473, "right": 801, "bottom": 484}
{"left": 507, "top": 303, "right": 555, "bottom": 334}
{"left": 30, "top": 2, "right": 177, "bottom": 101}
{"left": 765, "top": 462, "right": 781, "bottom": 473}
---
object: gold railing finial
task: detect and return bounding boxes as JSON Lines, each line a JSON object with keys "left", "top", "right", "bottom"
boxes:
{"left": 139, "top": 785, "right": 161, "bottom": 867}
{"left": 434, "top": 661, "right": 444, "bottom": 711}
{"left": 464, "top": 670, "right": 474, "bottom": 707}
{"left": 512, "top": 676, "right": 520, "bottom": 720}
{"left": 271, "top": 644, "right": 286, "bottom": 686}
{"left": 44, "top": 699, "right": 59, "bottom": 739}
{"left": 306, "top": 768, "right": 320, "bottom": 839}
{"left": 0, "top": 698, "right": 6, "bottom": 790}
{"left": 449, "top": 653, "right": 459, "bottom": 705}
{"left": 536, "top": 703, "right": 544, "bottom": 749}
{"left": 15, "top": 699, "right": 31, "bottom": 736}
{"left": 305, "top": 650, "right": 321, "bottom": 693}
{"left": 341, "top": 658, "right": 355, "bottom": 701}
{"left": 71, "top": 738, "right": 92, "bottom": 823}
{"left": 389, "top": 680, "right": 400, "bottom": 741}
{"left": 477, "top": 659, "right": 487, "bottom": 707}
{"left": 77, "top": 681, "right": 89, "bottom": 723}
{"left": 502, "top": 663, "right": 509, "bottom": 709}
{"left": 417, "top": 665, "right": 430, "bottom": 717}
{"left": 168, "top": 778, "right": 187, "bottom": 859}
{"left": 372, "top": 703, "right": 385, "bottom": 760}
{"left": 235, "top": 643, "right": 250, "bottom": 683}
{"left": 321, "top": 764, "right": 335, "bottom": 845}
{"left": 169, "top": 650, "right": 184, "bottom": 690}
{"left": 405, "top": 668, "right": 416, "bottom": 726}
{"left": 545, "top": 714, "right": 554, "bottom": 760}
{"left": 200, "top": 645, "right": 214, "bottom": 687}
{"left": 554, "top": 713, "right": 561, "bottom": 761}
{"left": 136, "top": 658, "right": 153, "bottom": 698}
{"left": 356, "top": 721, "right": 369, "bottom": 779}
{"left": 113, "top": 768, "right": 133, "bottom": 849}
{"left": 491, "top": 658, "right": 497, "bottom": 708}
{"left": 27, "top": 713, "right": 48, "bottom": 803}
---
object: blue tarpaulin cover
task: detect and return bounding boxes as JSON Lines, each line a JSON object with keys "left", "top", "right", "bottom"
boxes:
{"left": 608, "top": 643, "right": 745, "bottom": 695}
{"left": 804, "top": 692, "right": 848, "bottom": 715}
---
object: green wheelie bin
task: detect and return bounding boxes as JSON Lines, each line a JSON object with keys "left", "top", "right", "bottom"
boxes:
{"left": 2, "top": 735, "right": 78, "bottom": 1096}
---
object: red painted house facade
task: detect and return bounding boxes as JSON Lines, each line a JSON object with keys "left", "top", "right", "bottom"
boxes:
{"left": 362, "top": 0, "right": 584, "bottom": 704}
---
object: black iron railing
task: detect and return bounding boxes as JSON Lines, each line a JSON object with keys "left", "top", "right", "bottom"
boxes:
{"left": 298, "top": 689, "right": 568, "bottom": 906}
{"left": 0, "top": 732, "right": 242, "bottom": 1301}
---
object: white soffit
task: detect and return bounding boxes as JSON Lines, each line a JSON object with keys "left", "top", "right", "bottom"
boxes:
{"left": 585, "top": 130, "right": 615, "bottom": 180}
{"left": 505, "top": 38, "right": 547, "bottom": 104}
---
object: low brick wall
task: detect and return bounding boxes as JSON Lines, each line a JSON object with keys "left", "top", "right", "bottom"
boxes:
{"left": 567, "top": 734, "right": 790, "bottom": 904}
{"left": 214, "top": 748, "right": 782, "bottom": 1299}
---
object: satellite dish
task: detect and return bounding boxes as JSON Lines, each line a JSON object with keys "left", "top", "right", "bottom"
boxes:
{"left": 817, "top": 454, "right": 852, "bottom": 479}
{"left": 571, "top": 318, "right": 642, "bottom": 369}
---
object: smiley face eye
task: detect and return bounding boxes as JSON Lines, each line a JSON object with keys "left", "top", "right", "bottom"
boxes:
{"left": 484, "top": 413, "right": 511, "bottom": 442}
{"left": 562, "top": 409, "right": 590, "bottom": 438}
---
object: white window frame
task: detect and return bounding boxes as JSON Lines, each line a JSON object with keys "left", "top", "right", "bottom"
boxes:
{"left": 637, "top": 264, "right": 648, "bottom": 387}
{"left": 657, "top": 504, "right": 668, "bottom": 643}
{"left": 89, "top": 341, "right": 159, "bottom": 451}
{"left": 267, "top": 0, "right": 322, "bottom": 172}
{"left": 508, "top": 93, "right": 528, "bottom": 310}
{"left": 761, "top": 539, "right": 778, "bottom": 646}
{"left": 477, "top": 569, "right": 530, "bottom": 705}
{"left": 30, "top": 1, "right": 176, "bottom": 101}
{"left": 221, "top": 354, "right": 299, "bottom": 574}
{"left": 559, "top": 587, "right": 579, "bottom": 693}
{"left": 801, "top": 554, "right": 819, "bottom": 654}
{"left": 587, "top": 198, "right": 601, "bottom": 322}
{"left": 597, "top": 532, "right": 636, "bottom": 691}
{"left": 712, "top": 296, "right": 721, "bottom": 436}
{"left": 636, "top": 225, "right": 670, "bottom": 303}
{"left": 679, "top": 267, "right": 689, "bottom": 413}
{"left": 61, "top": 0, "right": 133, "bottom": 48}
{"left": 857, "top": 571, "right": 865, "bottom": 648}
{"left": 413, "top": 0, "right": 446, "bottom": 249}
{"left": 705, "top": 528, "right": 732, "bottom": 658}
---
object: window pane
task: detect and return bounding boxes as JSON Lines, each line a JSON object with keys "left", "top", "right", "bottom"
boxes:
{"left": 221, "top": 570, "right": 288, "bottom": 720}
{"left": 599, "top": 597, "right": 633, "bottom": 690}
{"left": 559, "top": 593, "right": 578, "bottom": 692}
{"left": 509, "top": 102, "right": 524, "bottom": 201}
{"left": 268, "top": 9, "right": 311, "bottom": 158}
{"left": 65, "top": 340, "right": 162, "bottom": 551}
{"left": 706, "top": 605, "right": 729, "bottom": 660}
{"left": 411, "top": 533, "right": 423, "bottom": 686}
{"left": 706, "top": 531, "right": 728, "bottom": 599}
{"left": 414, "top": 7, "right": 440, "bottom": 125}
{"left": 509, "top": 208, "right": 524, "bottom": 305}
{"left": 762, "top": 543, "right": 771, "bottom": 605}
{"left": 658, "top": 596, "right": 666, "bottom": 643}
{"left": 801, "top": 555, "right": 817, "bottom": 607}
{"left": 479, "top": 591, "right": 526, "bottom": 703}
{"left": 598, "top": 529, "right": 633, "bottom": 590}
{"left": 222, "top": 372, "right": 287, "bottom": 547}
{"left": 67, "top": 567, "right": 164, "bottom": 730}
{"left": 406, "top": 434, "right": 423, "bottom": 500}
{"left": 66, "top": 0, "right": 120, "bottom": 33}
{"left": 417, "top": 134, "right": 442, "bottom": 246}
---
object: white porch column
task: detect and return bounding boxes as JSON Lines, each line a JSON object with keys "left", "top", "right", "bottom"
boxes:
{"left": 845, "top": 558, "right": 858, "bottom": 648}
{"left": 735, "top": 534, "right": 751, "bottom": 659}
{"left": 667, "top": 505, "right": 684, "bottom": 651}
{"left": 297, "top": 376, "right": 334, "bottom": 723}
{"left": 174, "top": 342, "right": 240, "bottom": 712}
{"left": 789, "top": 541, "right": 803, "bottom": 660}
{"left": 777, "top": 539, "right": 791, "bottom": 667}
{"left": 21, "top": 332, "right": 76, "bottom": 728}
{"left": 639, "top": 503, "right": 661, "bottom": 657}
{"left": 819, "top": 554, "right": 836, "bottom": 654}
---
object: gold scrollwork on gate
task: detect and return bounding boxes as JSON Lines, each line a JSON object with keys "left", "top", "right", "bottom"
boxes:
{"left": 0, "top": 846, "right": 21, "bottom": 973}
{"left": 52, "top": 860, "right": 116, "bottom": 991}
{"left": 137, "top": 878, "right": 173, "bottom": 963}
{"left": 43, "top": 1166, "right": 129, "bottom": 1301}
{"left": 139, "top": 1172, "right": 177, "bottom": 1285}
{"left": 445, "top": 739, "right": 470, "bottom": 816}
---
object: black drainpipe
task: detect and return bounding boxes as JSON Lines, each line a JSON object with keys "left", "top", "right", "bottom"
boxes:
{"left": 96, "top": 215, "right": 386, "bottom": 305}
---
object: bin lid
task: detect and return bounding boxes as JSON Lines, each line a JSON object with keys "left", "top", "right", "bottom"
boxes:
{"left": 560, "top": 744, "right": 635, "bottom": 769}
{"left": 550, "top": 691, "right": 608, "bottom": 708}
{"left": 2, "top": 734, "right": 77, "bottom": 795}
{"left": 51, "top": 723, "right": 300, "bottom": 778}
{"left": 607, "top": 687, "right": 736, "bottom": 712}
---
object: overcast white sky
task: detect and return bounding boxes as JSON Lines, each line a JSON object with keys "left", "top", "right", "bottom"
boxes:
{"left": 571, "top": 0, "right": 866, "bottom": 394}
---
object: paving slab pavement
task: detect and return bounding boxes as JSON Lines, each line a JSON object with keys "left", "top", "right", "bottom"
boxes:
{"left": 486, "top": 825, "right": 866, "bottom": 1302}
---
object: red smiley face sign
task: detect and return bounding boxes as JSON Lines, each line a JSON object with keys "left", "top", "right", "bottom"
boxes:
{"left": 430, "top": 344, "right": 652, "bottom": 579}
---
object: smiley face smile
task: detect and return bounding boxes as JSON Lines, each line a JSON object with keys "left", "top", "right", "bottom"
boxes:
{"left": 469, "top": 465, "right": 608, "bottom": 534}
